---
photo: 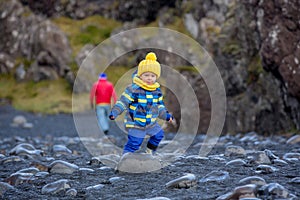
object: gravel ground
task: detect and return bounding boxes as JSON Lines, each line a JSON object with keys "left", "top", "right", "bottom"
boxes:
{"left": 0, "top": 104, "right": 300, "bottom": 199}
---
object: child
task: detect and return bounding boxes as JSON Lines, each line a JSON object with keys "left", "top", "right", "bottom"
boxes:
{"left": 109, "top": 52, "right": 173, "bottom": 155}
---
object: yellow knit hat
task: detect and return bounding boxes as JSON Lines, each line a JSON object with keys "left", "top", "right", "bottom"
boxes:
{"left": 137, "top": 52, "right": 161, "bottom": 78}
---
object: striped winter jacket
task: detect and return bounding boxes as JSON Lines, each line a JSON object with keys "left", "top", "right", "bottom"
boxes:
{"left": 110, "top": 76, "right": 171, "bottom": 129}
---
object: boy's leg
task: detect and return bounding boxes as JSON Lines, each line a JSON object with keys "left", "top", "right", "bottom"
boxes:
{"left": 123, "top": 129, "right": 145, "bottom": 154}
{"left": 147, "top": 126, "right": 164, "bottom": 152}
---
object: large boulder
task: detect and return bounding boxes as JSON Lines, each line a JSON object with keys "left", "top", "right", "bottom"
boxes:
{"left": 0, "top": 0, "right": 74, "bottom": 83}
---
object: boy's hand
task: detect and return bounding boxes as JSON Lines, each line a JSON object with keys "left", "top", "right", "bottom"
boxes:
{"left": 109, "top": 115, "right": 115, "bottom": 120}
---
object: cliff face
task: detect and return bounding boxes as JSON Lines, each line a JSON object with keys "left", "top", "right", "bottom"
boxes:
{"left": 0, "top": 0, "right": 299, "bottom": 134}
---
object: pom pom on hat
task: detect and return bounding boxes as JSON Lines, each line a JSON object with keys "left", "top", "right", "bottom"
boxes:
{"left": 138, "top": 52, "right": 161, "bottom": 78}
{"left": 99, "top": 73, "right": 107, "bottom": 79}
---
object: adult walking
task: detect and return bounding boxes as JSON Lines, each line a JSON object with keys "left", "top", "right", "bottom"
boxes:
{"left": 90, "top": 73, "right": 117, "bottom": 134}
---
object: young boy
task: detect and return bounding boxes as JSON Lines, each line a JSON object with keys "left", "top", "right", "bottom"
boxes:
{"left": 109, "top": 52, "right": 173, "bottom": 154}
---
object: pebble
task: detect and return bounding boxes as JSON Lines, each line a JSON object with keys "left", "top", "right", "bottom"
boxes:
{"left": 0, "top": 156, "right": 24, "bottom": 164}
{"left": 109, "top": 176, "right": 125, "bottom": 183}
{"left": 258, "top": 183, "right": 289, "bottom": 198}
{"left": 0, "top": 182, "right": 14, "bottom": 196}
{"left": 52, "top": 144, "right": 72, "bottom": 155}
{"left": 238, "top": 176, "right": 266, "bottom": 186}
{"left": 283, "top": 153, "right": 300, "bottom": 161}
{"left": 289, "top": 177, "right": 300, "bottom": 184}
{"left": 247, "top": 151, "right": 271, "bottom": 164}
{"left": 41, "top": 179, "right": 70, "bottom": 195}
{"left": 272, "top": 158, "right": 288, "bottom": 166}
{"left": 66, "top": 188, "right": 77, "bottom": 197}
{"left": 263, "top": 149, "right": 279, "bottom": 160}
{"left": 86, "top": 184, "right": 104, "bottom": 190}
{"left": 255, "top": 165, "right": 278, "bottom": 174}
{"left": 49, "top": 160, "right": 79, "bottom": 174}
{"left": 137, "top": 198, "right": 171, "bottom": 200}
{"left": 286, "top": 135, "right": 300, "bottom": 144}
{"left": 233, "top": 184, "right": 257, "bottom": 198}
{"left": 225, "top": 145, "right": 246, "bottom": 157}
{"left": 116, "top": 153, "right": 162, "bottom": 173}
{"left": 225, "top": 159, "right": 247, "bottom": 166}
{"left": 5, "top": 172, "right": 36, "bottom": 186}
{"left": 165, "top": 173, "right": 196, "bottom": 189}
{"left": 199, "top": 170, "right": 229, "bottom": 183}
{"left": 16, "top": 167, "right": 40, "bottom": 174}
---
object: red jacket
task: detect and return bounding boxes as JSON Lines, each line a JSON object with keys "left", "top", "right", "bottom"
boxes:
{"left": 90, "top": 78, "right": 117, "bottom": 105}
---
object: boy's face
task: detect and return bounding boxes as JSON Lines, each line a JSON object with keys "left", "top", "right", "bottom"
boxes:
{"left": 140, "top": 72, "right": 157, "bottom": 85}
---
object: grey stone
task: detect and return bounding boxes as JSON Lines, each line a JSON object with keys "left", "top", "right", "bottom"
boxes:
{"left": 286, "top": 135, "right": 300, "bottom": 144}
{"left": 199, "top": 170, "right": 229, "bottom": 183}
{"left": 41, "top": 179, "right": 70, "bottom": 194}
{"left": 225, "top": 145, "right": 246, "bottom": 157}
{"left": 116, "top": 153, "right": 162, "bottom": 173}
{"left": 238, "top": 176, "right": 266, "bottom": 187}
{"left": 165, "top": 173, "right": 197, "bottom": 189}
{"left": 49, "top": 160, "right": 79, "bottom": 174}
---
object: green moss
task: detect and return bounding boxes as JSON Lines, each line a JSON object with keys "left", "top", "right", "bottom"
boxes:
{"left": 221, "top": 39, "right": 241, "bottom": 55}
{"left": 0, "top": 76, "right": 73, "bottom": 114}
{"left": 247, "top": 54, "right": 265, "bottom": 84}
{"left": 174, "top": 66, "right": 198, "bottom": 73}
{"left": 52, "top": 15, "right": 121, "bottom": 55}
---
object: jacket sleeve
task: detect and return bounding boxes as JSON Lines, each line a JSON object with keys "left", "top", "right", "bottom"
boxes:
{"left": 157, "top": 90, "right": 172, "bottom": 121}
{"left": 110, "top": 85, "right": 135, "bottom": 119}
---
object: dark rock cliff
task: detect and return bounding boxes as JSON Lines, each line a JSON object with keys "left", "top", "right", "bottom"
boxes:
{"left": 0, "top": 0, "right": 299, "bottom": 134}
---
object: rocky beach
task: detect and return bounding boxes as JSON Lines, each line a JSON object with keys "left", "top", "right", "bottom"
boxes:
{"left": 0, "top": 104, "right": 300, "bottom": 199}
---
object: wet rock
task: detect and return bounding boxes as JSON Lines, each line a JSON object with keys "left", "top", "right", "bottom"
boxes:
{"left": 49, "top": 160, "right": 79, "bottom": 174}
{"left": 66, "top": 188, "right": 77, "bottom": 197}
{"left": 225, "top": 159, "right": 247, "bottom": 167}
{"left": 137, "top": 198, "right": 171, "bottom": 200}
{"left": 41, "top": 179, "right": 70, "bottom": 195}
{"left": 258, "top": 183, "right": 289, "bottom": 199}
{"left": 272, "top": 158, "right": 288, "bottom": 166}
{"left": 0, "top": 156, "right": 24, "bottom": 164}
{"left": 9, "top": 143, "right": 35, "bottom": 153}
{"left": 0, "top": 182, "right": 14, "bottom": 197}
{"left": 263, "top": 149, "right": 279, "bottom": 160}
{"left": 89, "top": 157, "right": 101, "bottom": 165}
{"left": 233, "top": 184, "right": 257, "bottom": 199}
{"left": 16, "top": 167, "right": 39, "bottom": 174}
{"left": 240, "top": 132, "right": 259, "bottom": 143}
{"left": 165, "top": 173, "right": 197, "bottom": 189}
{"left": 35, "top": 171, "right": 49, "bottom": 178}
{"left": 116, "top": 153, "right": 162, "bottom": 173}
{"left": 208, "top": 154, "right": 226, "bottom": 162}
{"left": 9, "top": 143, "right": 43, "bottom": 157}
{"left": 283, "top": 153, "right": 300, "bottom": 161}
{"left": 79, "top": 168, "right": 94, "bottom": 173}
{"left": 86, "top": 184, "right": 104, "bottom": 190}
{"left": 216, "top": 192, "right": 234, "bottom": 200}
{"left": 238, "top": 176, "right": 266, "bottom": 187}
{"left": 225, "top": 145, "right": 246, "bottom": 157}
{"left": 255, "top": 165, "right": 278, "bottom": 174}
{"left": 10, "top": 115, "right": 27, "bottom": 127}
{"left": 286, "top": 135, "right": 300, "bottom": 144}
{"left": 52, "top": 144, "right": 72, "bottom": 156}
{"left": 199, "top": 170, "right": 229, "bottom": 183}
{"left": 289, "top": 177, "right": 300, "bottom": 184}
{"left": 5, "top": 172, "right": 36, "bottom": 186}
{"left": 99, "top": 166, "right": 113, "bottom": 171}
{"left": 108, "top": 177, "right": 125, "bottom": 184}
{"left": 247, "top": 151, "right": 271, "bottom": 164}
